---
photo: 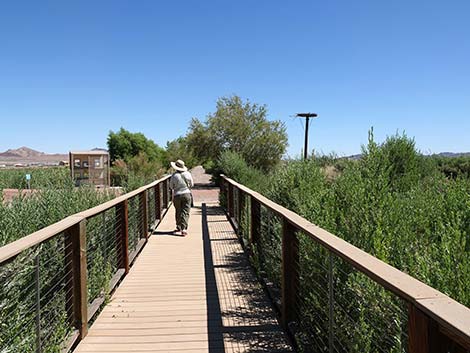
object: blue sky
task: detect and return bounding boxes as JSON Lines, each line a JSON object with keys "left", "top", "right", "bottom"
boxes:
{"left": 0, "top": 1, "right": 469, "bottom": 157}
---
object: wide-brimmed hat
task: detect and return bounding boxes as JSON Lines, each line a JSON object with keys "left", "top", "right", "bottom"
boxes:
{"left": 170, "top": 159, "right": 188, "bottom": 172}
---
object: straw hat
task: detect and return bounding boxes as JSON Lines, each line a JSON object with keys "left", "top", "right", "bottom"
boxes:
{"left": 170, "top": 159, "right": 188, "bottom": 172}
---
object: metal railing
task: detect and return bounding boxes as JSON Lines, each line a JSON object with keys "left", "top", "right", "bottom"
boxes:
{"left": 221, "top": 175, "right": 470, "bottom": 353}
{"left": 0, "top": 175, "right": 171, "bottom": 352}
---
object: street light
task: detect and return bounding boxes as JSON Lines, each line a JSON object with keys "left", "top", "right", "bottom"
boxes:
{"left": 296, "top": 113, "right": 318, "bottom": 160}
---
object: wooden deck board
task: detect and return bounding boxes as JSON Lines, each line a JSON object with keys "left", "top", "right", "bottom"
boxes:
{"left": 75, "top": 182, "right": 293, "bottom": 353}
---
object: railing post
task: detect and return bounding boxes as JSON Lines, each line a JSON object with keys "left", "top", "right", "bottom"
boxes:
{"left": 408, "top": 304, "right": 431, "bottom": 353}
{"left": 65, "top": 220, "right": 88, "bottom": 340}
{"left": 117, "top": 200, "right": 130, "bottom": 274}
{"left": 219, "top": 177, "right": 226, "bottom": 208}
{"left": 228, "top": 183, "right": 234, "bottom": 217}
{"left": 237, "top": 189, "right": 243, "bottom": 233}
{"left": 408, "top": 304, "right": 446, "bottom": 353}
{"left": 250, "top": 196, "right": 261, "bottom": 247}
{"left": 155, "top": 184, "right": 161, "bottom": 221}
{"left": 281, "top": 218, "right": 299, "bottom": 330}
{"left": 141, "top": 190, "right": 148, "bottom": 240}
{"left": 163, "top": 179, "right": 169, "bottom": 208}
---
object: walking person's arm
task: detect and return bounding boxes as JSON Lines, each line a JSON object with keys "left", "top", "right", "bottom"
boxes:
{"left": 186, "top": 172, "right": 194, "bottom": 188}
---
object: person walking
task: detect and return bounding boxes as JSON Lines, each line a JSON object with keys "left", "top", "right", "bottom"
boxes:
{"left": 169, "top": 159, "right": 194, "bottom": 236}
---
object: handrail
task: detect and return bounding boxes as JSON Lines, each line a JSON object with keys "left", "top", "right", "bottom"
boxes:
{"left": 0, "top": 174, "right": 172, "bottom": 352}
{"left": 0, "top": 174, "right": 170, "bottom": 266}
{"left": 221, "top": 174, "right": 470, "bottom": 352}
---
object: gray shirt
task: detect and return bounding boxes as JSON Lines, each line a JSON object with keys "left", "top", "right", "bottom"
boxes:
{"left": 170, "top": 171, "right": 194, "bottom": 196}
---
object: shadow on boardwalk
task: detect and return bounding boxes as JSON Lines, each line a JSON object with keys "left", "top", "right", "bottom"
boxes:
{"left": 199, "top": 204, "right": 293, "bottom": 353}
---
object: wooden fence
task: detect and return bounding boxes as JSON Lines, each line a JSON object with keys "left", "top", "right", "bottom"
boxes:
{"left": 221, "top": 175, "right": 470, "bottom": 353}
{"left": 0, "top": 175, "right": 171, "bottom": 352}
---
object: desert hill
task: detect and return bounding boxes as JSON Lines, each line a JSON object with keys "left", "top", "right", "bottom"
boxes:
{"left": 0, "top": 147, "right": 67, "bottom": 166}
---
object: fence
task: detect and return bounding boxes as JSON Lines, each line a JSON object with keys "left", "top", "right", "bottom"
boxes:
{"left": 0, "top": 175, "right": 171, "bottom": 353}
{"left": 221, "top": 175, "right": 470, "bottom": 353}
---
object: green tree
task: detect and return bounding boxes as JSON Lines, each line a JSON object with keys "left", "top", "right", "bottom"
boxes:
{"left": 107, "top": 128, "right": 167, "bottom": 189}
{"left": 107, "top": 127, "right": 166, "bottom": 163}
{"left": 187, "top": 95, "right": 288, "bottom": 171}
{"left": 164, "top": 136, "right": 198, "bottom": 168}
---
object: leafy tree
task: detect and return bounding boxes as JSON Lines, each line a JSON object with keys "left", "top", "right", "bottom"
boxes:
{"left": 107, "top": 127, "right": 166, "bottom": 163}
{"left": 107, "top": 128, "right": 167, "bottom": 188}
{"left": 164, "top": 136, "right": 198, "bottom": 168}
{"left": 186, "top": 95, "right": 288, "bottom": 171}
{"left": 433, "top": 155, "right": 470, "bottom": 179}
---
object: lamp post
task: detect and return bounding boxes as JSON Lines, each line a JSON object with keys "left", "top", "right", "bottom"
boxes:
{"left": 296, "top": 113, "right": 318, "bottom": 160}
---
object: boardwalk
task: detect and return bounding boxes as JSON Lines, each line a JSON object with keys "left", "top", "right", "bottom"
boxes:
{"left": 75, "top": 167, "right": 293, "bottom": 352}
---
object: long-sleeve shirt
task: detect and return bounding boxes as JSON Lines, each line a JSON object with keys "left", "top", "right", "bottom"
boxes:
{"left": 170, "top": 171, "right": 194, "bottom": 196}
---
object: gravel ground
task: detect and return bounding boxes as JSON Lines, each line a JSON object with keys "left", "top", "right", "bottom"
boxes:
{"left": 190, "top": 166, "right": 219, "bottom": 203}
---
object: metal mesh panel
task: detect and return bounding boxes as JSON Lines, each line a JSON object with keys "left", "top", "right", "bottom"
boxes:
{"left": 295, "top": 231, "right": 409, "bottom": 353}
{"left": 86, "top": 207, "right": 122, "bottom": 305}
{"left": 253, "top": 205, "right": 282, "bottom": 305}
{"left": 0, "top": 233, "right": 74, "bottom": 353}
{"left": 147, "top": 188, "right": 156, "bottom": 229}
{"left": 127, "top": 195, "right": 143, "bottom": 253}
{"left": 233, "top": 187, "right": 239, "bottom": 223}
{"left": 238, "top": 192, "right": 251, "bottom": 247}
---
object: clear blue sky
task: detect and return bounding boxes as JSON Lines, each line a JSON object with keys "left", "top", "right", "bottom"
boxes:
{"left": 0, "top": 1, "right": 469, "bottom": 157}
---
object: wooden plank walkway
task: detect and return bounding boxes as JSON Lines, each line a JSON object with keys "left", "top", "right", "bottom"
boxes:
{"left": 75, "top": 174, "right": 293, "bottom": 352}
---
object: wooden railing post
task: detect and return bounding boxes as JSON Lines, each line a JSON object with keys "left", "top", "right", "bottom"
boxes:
{"left": 141, "top": 190, "right": 148, "bottom": 240}
{"left": 237, "top": 189, "right": 243, "bottom": 232}
{"left": 281, "top": 218, "right": 299, "bottom": 330}
{"left": 65, "top": 220, "right": 88, "bottom": 340}
{"left": 407, "top": 304, "right": 448, "bottom": 353}
{"left": 408, "top": 304, "right": 432, "bottom": 353}
{"left": 155, "top": 184, "right": 161, "bottom": 221}
{"left": 117, "top": 200, "right": 130, "bottom": 274}
{"left": 250, "top": 196, "right": 261, "bottom": 247}
{"left": 219, "top": 177, "right": 226, "bottom": 208}
{"left": 163, "top": 179, "right": 169, "bottom": 208}
{"left": 228, "top": 183, "right": 234, "bottom": 217}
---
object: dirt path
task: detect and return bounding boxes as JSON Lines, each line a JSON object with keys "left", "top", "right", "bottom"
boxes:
{"left": 190, "top": 166, "right": 219, "bottom": 204}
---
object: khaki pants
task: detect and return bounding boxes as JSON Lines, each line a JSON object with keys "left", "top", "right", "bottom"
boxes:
{"left": 173, "top": 193, "right": 192, "bottom": 230}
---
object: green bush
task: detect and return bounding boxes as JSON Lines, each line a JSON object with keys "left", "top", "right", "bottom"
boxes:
{"left": 0, "top": 167, "right": 70, "bottom": 191}
{"left": 0, "top": 170, "right": 117, "bottom": 352}
{"left": 213, "top": 151, "right": 266, "bottom": 191}
{"left": 219, "top": 132, "right": 470, "bottom": 352}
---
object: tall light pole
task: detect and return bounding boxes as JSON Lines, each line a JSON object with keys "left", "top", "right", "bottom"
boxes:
{"left": 296, "top": 113, "right": 318, "bottom": 160}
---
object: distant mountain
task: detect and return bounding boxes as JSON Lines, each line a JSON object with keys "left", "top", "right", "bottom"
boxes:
{"left": 0, "top": 147, "right": 67, "bottom": 166}
{"left": 346, "top": 154, "right": 362, "bottom": 160}
{"left": 434, "top": 152, "right": 470, "bottom": 158}
{"left": 344, "top": 152, "right": 470, "bottom": 160}
{"left": 0, "top": 147, "right": 46, "bottom": 158}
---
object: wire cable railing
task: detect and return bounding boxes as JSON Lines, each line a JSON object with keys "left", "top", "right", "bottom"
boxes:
{"left": 221, "top": 175, "right": 470, "bottom": 353}
{"left": 0, "top": 175, "right": 171, "bottom": 353}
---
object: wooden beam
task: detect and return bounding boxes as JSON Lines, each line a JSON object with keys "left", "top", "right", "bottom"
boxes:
{"left": 66, "top": 220, "right": 88, "bottom": 340}
{"left": 250, "top": 197, "right": 261, "bottom": 247}
{"left": 163, "top": 179, "right": 169, "bottom": 208}
{"left": 237, "top": 188, "right": 243, "bottom": 232}
{"left": 155, "top": 184, "right": 161, "bottom": 221}
{"left": 0, "top": 216, "right": 84, "bottom": 265}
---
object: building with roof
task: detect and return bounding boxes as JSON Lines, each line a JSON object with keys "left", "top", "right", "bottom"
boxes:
{"left": 69, "top": 150, "right": 110, "bottom": 186}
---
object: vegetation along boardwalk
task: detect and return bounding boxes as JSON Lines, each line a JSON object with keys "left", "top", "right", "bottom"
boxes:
{"left": 75, "top": 167, "right": 293, "bottom": 352}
